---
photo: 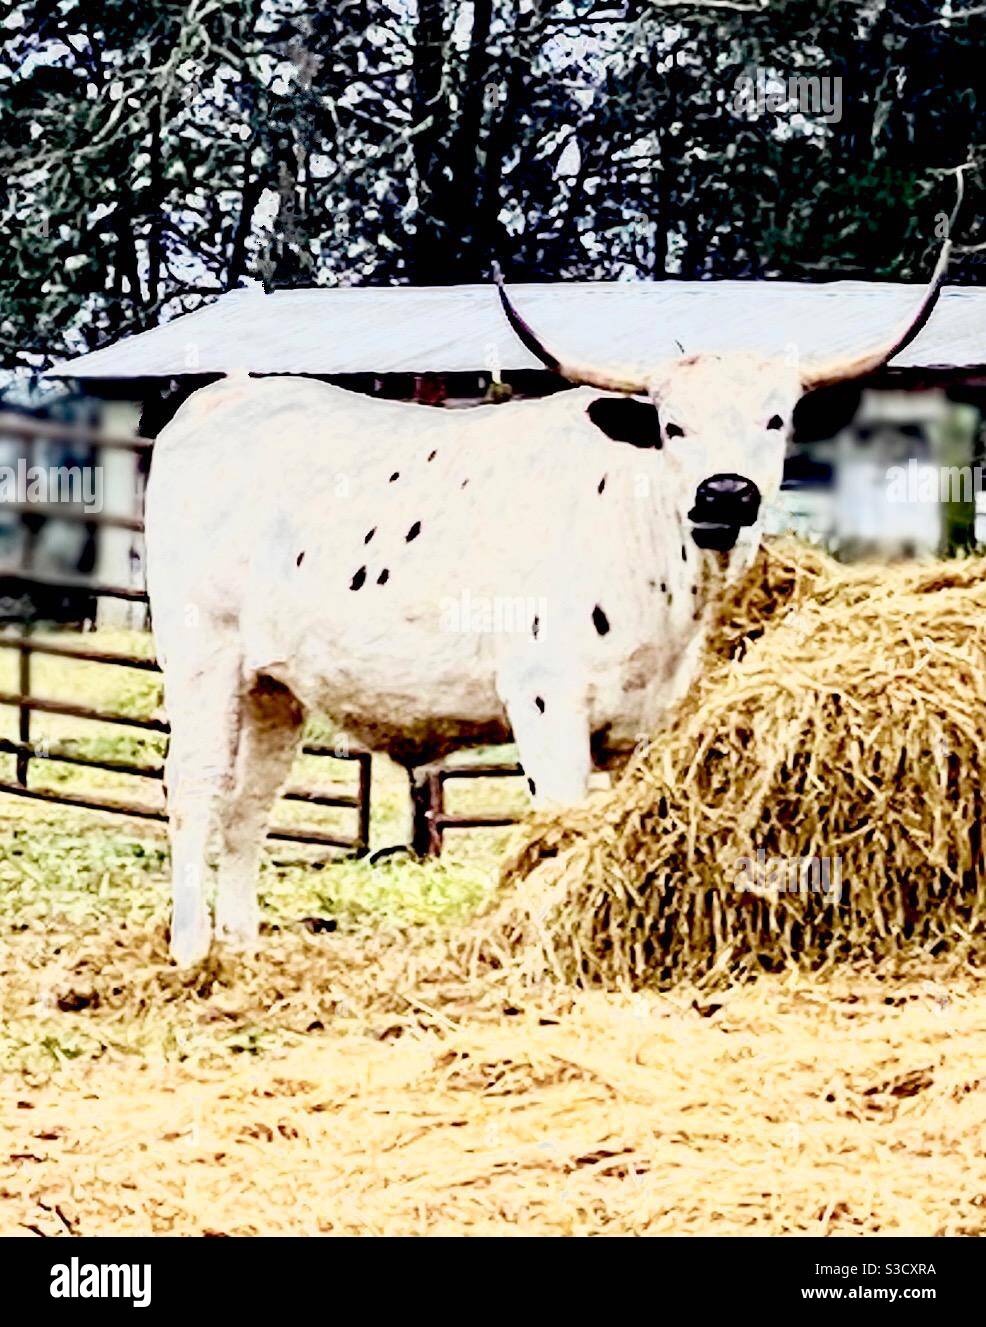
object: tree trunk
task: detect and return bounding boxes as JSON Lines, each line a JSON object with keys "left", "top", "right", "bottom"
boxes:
{"left": 410, "top": 0, "right": 452, "bottom": 283}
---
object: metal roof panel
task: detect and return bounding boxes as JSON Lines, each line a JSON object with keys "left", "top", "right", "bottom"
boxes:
{"left": 50, "top": 279, "right": 986, "bottom": 379}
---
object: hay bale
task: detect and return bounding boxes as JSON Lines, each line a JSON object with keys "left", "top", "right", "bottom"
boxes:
{"left": 477, "top": 537, "right": 986, "bottom": 989}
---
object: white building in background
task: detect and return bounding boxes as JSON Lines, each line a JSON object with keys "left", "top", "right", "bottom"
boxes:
{"left": 834, "top": 392, "right": 945, "bottom": 558}
{"left": 770, "top": 389, "right": 982, "bottom": 559}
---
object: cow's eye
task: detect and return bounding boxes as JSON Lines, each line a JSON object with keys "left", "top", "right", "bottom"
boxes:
{"left": 665, "top": 422, "right": 685, "bottom": 439}
{"left": 767, "top": 414, "right": 784, "bottom": 430}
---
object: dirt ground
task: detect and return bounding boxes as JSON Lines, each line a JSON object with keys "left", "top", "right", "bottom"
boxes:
{"left": 1, "top": 908, "right": 983, "bottom": 1235}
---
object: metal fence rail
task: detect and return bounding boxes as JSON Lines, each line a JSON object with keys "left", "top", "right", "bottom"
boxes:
{"left": 411, "top": 762, "right": 526, "bottom": 856}
{"left": 0, "top": 635, "right": 373, "bottom": 853}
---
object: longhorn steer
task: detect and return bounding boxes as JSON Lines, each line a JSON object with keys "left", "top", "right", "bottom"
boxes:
{"left": 145, "top": 248, "right": 949, "bottom": 964}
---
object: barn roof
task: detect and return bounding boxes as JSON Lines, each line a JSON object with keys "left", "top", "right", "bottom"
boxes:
{"left": 50, "top": 278, "right": 986, "bottom": 380}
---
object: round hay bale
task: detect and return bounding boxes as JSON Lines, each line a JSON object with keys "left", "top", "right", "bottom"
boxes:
{"left": 475, "top": 537, "right": 986, "bottom": 989}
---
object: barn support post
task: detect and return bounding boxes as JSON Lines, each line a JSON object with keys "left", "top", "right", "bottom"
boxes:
{"left": 15, "top": 451, "right": 39, "bottom": 787}
{"left": 95, "top": 401, "right": 142, "bottom": 629}
{"left": 15, "top": 629, "right": 31, "bottom": 787}
{"left": 410, "top": 765, "right": 445, "bottom": 857}
{"left": 354, "top": 752, "right": 372, "bottom": 856}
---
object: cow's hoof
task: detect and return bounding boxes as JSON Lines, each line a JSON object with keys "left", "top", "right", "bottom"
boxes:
{"left": 215, "top": 929, "right": 259, "bottom": 955}
{"left": 169, "top": 929, "right": 213, "bottom": 970}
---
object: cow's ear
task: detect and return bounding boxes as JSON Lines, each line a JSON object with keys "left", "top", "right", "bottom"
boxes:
{"left": 586, "top": 397, "right": 662, "bottom": 449}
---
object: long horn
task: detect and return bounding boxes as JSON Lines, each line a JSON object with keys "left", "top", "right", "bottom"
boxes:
{"left": 493, "top": 263, "right": 647, "bottom": 395}
{"left": 801, "top": 241, "right": 951, "bottom": 391}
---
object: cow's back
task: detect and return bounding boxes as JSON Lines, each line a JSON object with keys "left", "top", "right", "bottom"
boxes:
{"left": 146, "top": 375, "right": 605, "bottom": 621}
{"left": 144, "top": 375, "right": 660, "bottom": 743}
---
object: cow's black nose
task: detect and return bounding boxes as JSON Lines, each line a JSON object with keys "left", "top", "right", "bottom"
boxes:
{"left": 696, "top": 473, "right": 759, "bottom": 507}
{"left": 690, "top": 474, "right": 761, "bottom": 526}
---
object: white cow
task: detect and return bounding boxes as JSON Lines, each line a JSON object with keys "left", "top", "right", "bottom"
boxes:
{"left": 145, "top": 249, "right": 948, "bottom": 964}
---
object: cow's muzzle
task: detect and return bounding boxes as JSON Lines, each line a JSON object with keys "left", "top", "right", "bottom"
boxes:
{"left": 688, "top": 474, "right": 761, "bottom": 551}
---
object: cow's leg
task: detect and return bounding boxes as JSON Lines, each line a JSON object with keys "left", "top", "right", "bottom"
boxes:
{"left": 215, "top": 676, "right": 304, "bottom": 949}
{"left": 164, "top": 655, "right": 242, "bottom": 968}
{"left": 497, "top": 666, "right": 591, "bottom": 807}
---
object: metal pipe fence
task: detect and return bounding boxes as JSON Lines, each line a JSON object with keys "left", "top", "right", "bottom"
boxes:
{"left": 411, "top": 762, "right": 526, "bottom": 856}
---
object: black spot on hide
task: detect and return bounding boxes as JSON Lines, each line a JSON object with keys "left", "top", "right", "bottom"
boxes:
{"left": 527, "top": 777, "right": 537, "bottom": 797}
{"left": 660, "top": 581, "right": 667, "bottom": 593}
{"left": 296, "top": 551, "right": 305, "bottom": 566}
{"left": 461, "top": 479, "right": 469, "bottom": 489}
{"left": 532, "top": 615, "right": 540, "bottom": 640}
{"left": 350, "top": 566, "right": 367, "bottom": 591}
{"left": 535, "top": 696, "right": 545, "bottom": 713}
{"left": 598, "top": 476, "right": 606, "bottom": 493}
{"left": 681, "top": 545, "right": 687, "bottom": 561}
{"left": 428, "top": 449, "right": 437, "bottom": 461}
{"left": 364, "top": 528, "right": 376, "bottom": 544}
{"left": 587, "top": 397, "right": 662, "bottom": 448}
{"left": 406, "top": 521, "right": 422, "bottom": 542}
{"left": 592, "top": 605, "right": 610, "bottom": 636}
{"left": 389, "top": 471, "right": 400, "bottom": 482}
{"left": 377, "top": 568, "right": 390, "bottom": 584}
